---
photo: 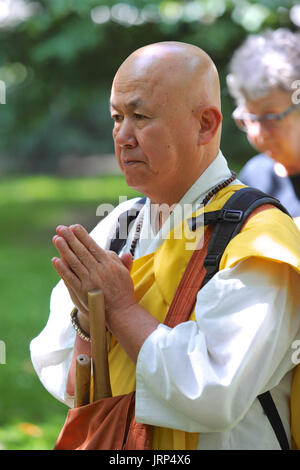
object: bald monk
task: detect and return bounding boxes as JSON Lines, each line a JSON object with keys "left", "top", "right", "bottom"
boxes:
{"left": 30, "top": 42, "right": 300, "bottom": 450}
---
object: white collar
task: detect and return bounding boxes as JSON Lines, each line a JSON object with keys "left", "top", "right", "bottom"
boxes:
{"left": 178, "top": 150, "right": 232, "bottom": 209}
{"left": 132, "top": 150, "right": 233, "bottom": 256}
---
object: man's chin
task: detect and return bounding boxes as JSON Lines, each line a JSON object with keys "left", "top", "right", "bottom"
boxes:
{"left": 123, "top": 173, "right": 147, "bottom": 195}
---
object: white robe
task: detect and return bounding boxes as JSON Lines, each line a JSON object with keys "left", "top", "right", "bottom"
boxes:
{"left": 30, "top": 151, "right": 300, "bottom": 449}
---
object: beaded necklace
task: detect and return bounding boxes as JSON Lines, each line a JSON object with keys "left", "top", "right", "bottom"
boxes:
{"left": 129, "top": 171, "right": 237, "bottom": 257}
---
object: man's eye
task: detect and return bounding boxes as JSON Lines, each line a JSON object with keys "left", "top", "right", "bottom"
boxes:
{"left": 111, "top": 114, "right": 122, "bottom": 122}
{"left": 134, "top": 113, "right": 145, "bottom": 120}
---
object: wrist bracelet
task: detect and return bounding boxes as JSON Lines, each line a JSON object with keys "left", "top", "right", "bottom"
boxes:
{"left": 70, "top": 307, "right": 91, "bottom": 342}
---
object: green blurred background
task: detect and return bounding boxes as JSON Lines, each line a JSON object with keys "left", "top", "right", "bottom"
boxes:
{"left": 0, "top": 0, "right": 299, "bottom": 449}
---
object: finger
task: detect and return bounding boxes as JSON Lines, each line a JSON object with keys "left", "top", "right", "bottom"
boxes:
{"left": 52, "top": 258, "right": 89, "bottom": 315}
{"left": 69, "top": 224, "right": 106, "bottom": 263}
{"left": 56, "top": 225, "right": 98, "bottom": 270}
{"left": 53, "top": 235, "right": 89, "bottom": 279}
{"left": 52, "top": 256, "right": 82, "bottom": 292}
{"left": 120, "top": 253, "right": 133, "bottom": 272}
{"left": 63, "top": 278, "right": 89, "bottom": 315}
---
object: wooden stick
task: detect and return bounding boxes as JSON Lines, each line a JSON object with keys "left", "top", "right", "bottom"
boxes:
{"left": 74, "top": 354, "right": 91, "bottom": 407}
{"left": 88, "top": 289, "right": 112, "bottom": 401}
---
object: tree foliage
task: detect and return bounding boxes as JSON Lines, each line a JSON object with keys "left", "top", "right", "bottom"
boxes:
{"left": 0, "top": 0, "right": 298, "bottom": 173}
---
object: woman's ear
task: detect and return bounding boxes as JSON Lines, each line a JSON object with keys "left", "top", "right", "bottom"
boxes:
{"left": 195, "top": 106, "right": 222, "bottom": 145}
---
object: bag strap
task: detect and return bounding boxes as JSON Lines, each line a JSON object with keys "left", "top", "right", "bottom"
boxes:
{"left": 258, "top": 392, "right": 290, "bottom": 450}
{"left": 174, "top": 186, "right": 291, "bottom": 450}
{"left": 164, "top": 186, "right": 290, "bottom": 327}
{"left": 189, "top": 187, "right": 290, "bottom": 287}
{"left": 199, "top": 187, "right": 291, "bottom": 450}
{"left": 163, "top": 225, "right": 215, "bottom": 328}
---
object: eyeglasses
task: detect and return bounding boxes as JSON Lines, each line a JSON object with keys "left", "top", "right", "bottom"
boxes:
{"left": 232, "top": 103, "right": 300, "bottom": 132}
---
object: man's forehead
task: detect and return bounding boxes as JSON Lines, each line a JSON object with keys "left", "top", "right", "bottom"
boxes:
{"left": 113, "top": 64, "right": 162, "bottom": 92}
{"left": 110, "top": 75, "right": 168, "bottom": 109}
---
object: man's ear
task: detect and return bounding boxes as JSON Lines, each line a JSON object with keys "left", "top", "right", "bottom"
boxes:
{"left": 194, "top": 106, "right": 222, "bottom": 145}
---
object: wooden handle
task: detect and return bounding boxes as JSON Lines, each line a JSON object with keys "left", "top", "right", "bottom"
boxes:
{"left": 88, "top": 289, "right": 112, "bottom": 400}
{"left": 74, "top": 354, "right": 91, "bottom": 407}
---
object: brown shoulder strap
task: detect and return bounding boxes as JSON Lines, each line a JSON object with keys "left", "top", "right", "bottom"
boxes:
{"left": 163, "top": 225, "right": 214, "bottom": 328}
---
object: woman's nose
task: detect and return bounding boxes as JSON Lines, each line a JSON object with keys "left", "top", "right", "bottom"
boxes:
{"left": 246, "top": 120, "right": 271, "bottom": 146}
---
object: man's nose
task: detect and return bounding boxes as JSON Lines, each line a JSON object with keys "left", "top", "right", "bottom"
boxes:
{"left": 113, "top": 119, "right": 137, "bottom": 148}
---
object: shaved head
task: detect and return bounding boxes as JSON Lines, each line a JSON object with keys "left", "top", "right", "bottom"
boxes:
{"left": 110, "top": 42, "right": 223, "bottom": 205}
{"left": 114, "top": 41, "right": 221, "bottom": 110}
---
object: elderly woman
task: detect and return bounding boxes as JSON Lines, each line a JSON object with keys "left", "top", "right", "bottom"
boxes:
{"left": 227, "top": 28, "right": 300, "bottom": 219}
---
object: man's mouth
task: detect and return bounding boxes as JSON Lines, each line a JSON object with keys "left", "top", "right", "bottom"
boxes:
{"left": 122, "top": 159, "right": 144, "bottom": 166}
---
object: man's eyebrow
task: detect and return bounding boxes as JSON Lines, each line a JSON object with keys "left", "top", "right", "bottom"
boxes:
{"left": 109, "top": 98, "right": 146, "bottom": 111}
{"left": 109, "top": 101, "right": 117, "bottom": 112}
{"left": 126, "top": 98, "right": 145, "bottom": 109}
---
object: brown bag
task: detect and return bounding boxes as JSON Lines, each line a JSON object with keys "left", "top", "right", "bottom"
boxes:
{"left": 54, "top": 225, "right": 213, "bottom": 450}
{"left": 54, "top": 391, "right": 152, "bottom": 450}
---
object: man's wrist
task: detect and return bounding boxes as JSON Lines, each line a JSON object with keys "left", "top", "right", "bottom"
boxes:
{"left": 70, "top": 308, "right": 91, "bottom": 341}
{"left": 77, "top": 310, "right": 90, "bottom": 334}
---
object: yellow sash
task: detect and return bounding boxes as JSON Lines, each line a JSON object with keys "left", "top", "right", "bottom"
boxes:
{"left": 108, "top": 184, "right": 300, "bottom": 449}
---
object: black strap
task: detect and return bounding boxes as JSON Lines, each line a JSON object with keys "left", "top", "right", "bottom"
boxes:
{"left": 109, "top": 197, "right": 147, "bottom": 254}
{"left": 258, "top": 392, "right": 290, "bottom": 450}
{"left": 201, "top": 187, "right": 290, "bottom": 286}
{"left": 190, "top": 186, "right": 291, "bottom": 449}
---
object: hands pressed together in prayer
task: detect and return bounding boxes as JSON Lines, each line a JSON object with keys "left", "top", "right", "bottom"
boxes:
{"left": 52, "top": 224, "right": 160, "bottom": 371}
{"left": 52, "top": 224, "right": 137, "bottom": 327}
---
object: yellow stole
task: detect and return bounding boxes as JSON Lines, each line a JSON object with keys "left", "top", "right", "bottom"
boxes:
{"left": 107, "top": 184, "right": 300, "bottom": 450}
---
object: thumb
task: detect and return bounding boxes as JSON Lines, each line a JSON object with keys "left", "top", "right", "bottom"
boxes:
{"left": 120, "top": 252, "right": 133, "bottom": 272}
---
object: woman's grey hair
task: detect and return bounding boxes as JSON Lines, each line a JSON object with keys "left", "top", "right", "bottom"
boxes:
{"left": 227, "top": 28, "right": 300, "bottom": 103}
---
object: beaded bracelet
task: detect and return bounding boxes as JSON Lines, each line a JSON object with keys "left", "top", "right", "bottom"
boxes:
{"left": 70, "top": 307, "right": 91, "bottom": 342}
